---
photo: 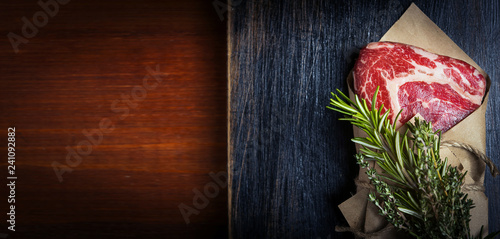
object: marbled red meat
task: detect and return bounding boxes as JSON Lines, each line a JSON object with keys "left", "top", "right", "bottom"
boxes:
{"left": 353, "top": 42, "right": 486, "bottom": 132}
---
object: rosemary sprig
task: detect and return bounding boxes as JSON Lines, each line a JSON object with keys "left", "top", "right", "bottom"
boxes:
{"left": 328, "top": 88, "right": 500, "bottom": 239}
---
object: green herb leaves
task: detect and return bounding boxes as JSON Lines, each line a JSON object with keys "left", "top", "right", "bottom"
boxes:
{"left": 327, "top": 87, "right": 489, "bottom": 238}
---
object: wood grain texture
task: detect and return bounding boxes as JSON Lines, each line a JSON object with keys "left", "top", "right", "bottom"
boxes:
{"left": 0, "top": 0, "right": 227, "bottom": 238}
{"left": 228, "top": 0, "right": 500, "bottom": 238}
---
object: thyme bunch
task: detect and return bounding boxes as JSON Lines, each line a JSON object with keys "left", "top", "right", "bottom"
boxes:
{"left": 328, "top": 88, "right": 499, "bottom": 239}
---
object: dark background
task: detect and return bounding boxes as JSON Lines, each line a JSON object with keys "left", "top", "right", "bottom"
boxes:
{"left": 0, "top": 0, "right": 227, "bottom": 238}
{"left": 0, "top": 0, "right": 498, "bottom": 239}
{"left": 229, "top": 0, "right": 499, "bottom": 239}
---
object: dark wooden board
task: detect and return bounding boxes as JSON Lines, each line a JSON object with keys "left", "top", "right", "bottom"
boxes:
{"left": 228, "top": 0, "right": 500, "bottom": 238}
{"left": 0, "top": 0, "right": 227, "bottom": 238}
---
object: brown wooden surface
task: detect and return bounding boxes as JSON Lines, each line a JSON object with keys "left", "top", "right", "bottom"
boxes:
{"left": 0, "top": 0, "right": 227, "bottom": 238}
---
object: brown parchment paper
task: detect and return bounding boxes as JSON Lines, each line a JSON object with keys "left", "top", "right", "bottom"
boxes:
{"left": 338, "top": 3, "right": 493, "bottom": 238}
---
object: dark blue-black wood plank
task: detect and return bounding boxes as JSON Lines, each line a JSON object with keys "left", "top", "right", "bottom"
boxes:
{"left": 228, "top": 1, "right": 500, "bottom": 238}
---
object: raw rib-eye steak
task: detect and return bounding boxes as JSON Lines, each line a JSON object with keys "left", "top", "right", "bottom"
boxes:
{"left": 353, "top": 42, "right": 486, "bottom": 132}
